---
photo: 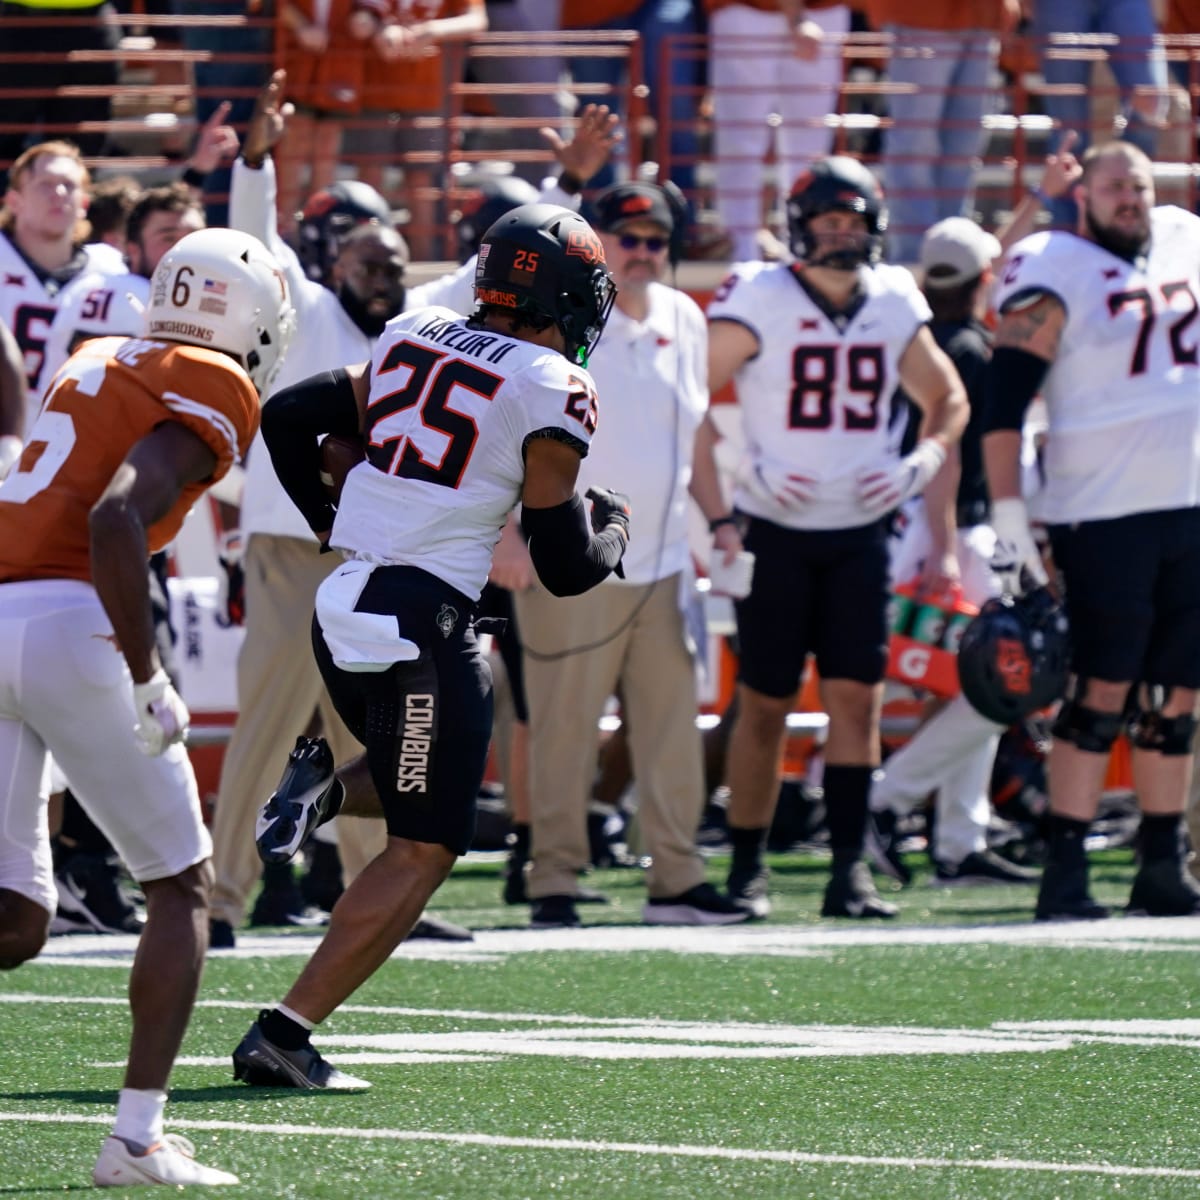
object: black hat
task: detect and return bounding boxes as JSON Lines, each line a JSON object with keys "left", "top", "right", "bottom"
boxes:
{"left": 592, "top": 182, "right": 675, "bottom": 234}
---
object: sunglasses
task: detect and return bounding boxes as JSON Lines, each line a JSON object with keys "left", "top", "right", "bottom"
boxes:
{"left": 617, "top": 233, "right": 668, "bottom": 253}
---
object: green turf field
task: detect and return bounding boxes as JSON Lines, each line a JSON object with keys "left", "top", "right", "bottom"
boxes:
{"left": 4, "top": 850, "right": 1200, "bottom": 1198}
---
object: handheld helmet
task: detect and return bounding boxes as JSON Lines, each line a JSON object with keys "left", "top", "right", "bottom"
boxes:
{"left": 297, "top": 180, "right": 393, "bottom": 283}
{"left": 455, "top": 175, "right": 540, "bottom": 264}
{"left": 473, "top": 203, "right": 617, "bottom": 365}
{"left": 786, "top": 155, "right": 887, "bottom": 269}
{"left": 957, "top": 587, "right": 1071, "bottom": 726}
{"left": 146, "top": 227, "right": 296, "bottom": 395}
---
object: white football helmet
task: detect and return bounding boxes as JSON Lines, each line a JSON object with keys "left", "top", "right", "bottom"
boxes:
{"left": 145, "top": 227, "right": 296, "bottom": 394}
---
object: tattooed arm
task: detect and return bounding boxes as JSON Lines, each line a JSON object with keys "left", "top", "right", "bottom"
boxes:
{"left": 983, "top": 291, "right": 1065, "bottom": 502}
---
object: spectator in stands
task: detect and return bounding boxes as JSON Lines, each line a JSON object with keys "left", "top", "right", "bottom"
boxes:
{"left": 698, "top": 157, "right": 967, "bottom": 920}
{"left": 274, "top": 0, "right": 379, "bottom": 236}
{"left": 705, "top": 0, "right": 850, "bottom": 263}
{"left": 0, "top": 142, "right": 125, "bottom": 425}
{"left": 513, "top": 181, "right": 748, "bottom": 929}
{"left": 868, "top": 215, "right": 1040, "bottom": 888}
{"left": 467, "top": 1, "right": 566, "bottom": 187}
{"left": 0, "top": 0, "right": 117, "bottom": 190}
{"left": 173, "top": 0, "right": 276, "bottom": 226}
{"left": 1029, "top": 0, "right": 1168, "bottom": 228}
{"left": 350, "top": 0, "right": 488, "bottom": 259}
{"left": 561, "top": 1, "right": 706, "bottom": 212}
{"left": 871, "top": 0, "right": 1019, "bottom": 264}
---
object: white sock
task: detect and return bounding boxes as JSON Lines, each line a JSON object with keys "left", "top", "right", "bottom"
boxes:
{"left": 112, "top": 1087, "right": 167, "bottom": 1149}
{"left": 276, "top": 1003, "right": 316, "bottom": 1031}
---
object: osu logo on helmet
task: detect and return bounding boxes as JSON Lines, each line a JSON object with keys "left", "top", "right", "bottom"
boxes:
{"left": 995, "top": 638, "right": 1032, "bottom": 695}
{"left": 565, "top": 229, "right": 605, "bottom": 265}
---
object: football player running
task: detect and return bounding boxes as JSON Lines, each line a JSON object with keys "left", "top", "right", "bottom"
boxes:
{"left": 229, "top": 203, "right": 628, "bottom": 1090}
{"left": 983, "top": 140, "right": 1200, "bottom": 921}
{"left": 0, "top": 228, "right": 294, "bottom": 1186}
{"left": 696, "top": 156, "right": 968, "bottom": 921}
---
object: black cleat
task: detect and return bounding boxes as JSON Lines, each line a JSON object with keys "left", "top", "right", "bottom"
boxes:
{"left": 51, "top": 853, "right": 146, "bottom": 936}
{"left": 406, "top": 912, "right": 474, "bottom": 941}
{"left": 232, "top": 1013, "right": 370, "bottom": 1090}
{"left": 933, "top": 849, "right": 1041, "bottom": 887}
{"left": 530, "top": 895, "right": 581, "bottom": 929}
{"left": 821, "top": 861, "right": 899, "bottom": 919}
{"left": 1126, "top": 858, "right": 1200, "bottom": 916}
{"left": 1035, "top": 858, "right": 1110, "bottom": 922}
{"left": 256, "top": 736, "right": 345, "bottom": 865}
{"left": 864, "top": 808, "right": 913, "bottom": 886}
{"left": 726, "top": 865, "right": 772, "bottom": 919}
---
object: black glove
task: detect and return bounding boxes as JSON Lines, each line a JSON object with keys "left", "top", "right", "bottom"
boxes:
{"left": 585, "top": 486, "right": 630, "bottom": 579}
{"left": 585, "top": 486, "right": 631, "bottom": 537}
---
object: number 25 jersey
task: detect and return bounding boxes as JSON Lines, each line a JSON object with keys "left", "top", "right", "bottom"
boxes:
{"left": 708, "top": 260, "right": 931, "bottom": 530}
{"left": 996, "top": 206, "right": 1200, "bottom": 523}
{"left": 332, "top": 306, "right": 599, "bottom": 599}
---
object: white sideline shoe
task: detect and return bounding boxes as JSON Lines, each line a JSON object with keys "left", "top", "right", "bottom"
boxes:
{"left": 93, "top": 1134, "right": 239, "bottom": 1187}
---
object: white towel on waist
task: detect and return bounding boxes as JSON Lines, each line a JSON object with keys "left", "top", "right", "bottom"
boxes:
{"left": 315, "top": 559, "right": 420, "bottom": 672}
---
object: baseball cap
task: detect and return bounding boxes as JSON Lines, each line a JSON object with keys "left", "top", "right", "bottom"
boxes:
{"left": 591, "top": 182, "right": 675, "bottom": 234}
{"left": 919, "top": 217, "right": 1001, "bottom": 288}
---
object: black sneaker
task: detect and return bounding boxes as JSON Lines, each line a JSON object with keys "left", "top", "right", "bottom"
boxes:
{"left": 530, "top": 895, "right": 581, "bottom": 929}
{"left": 406, "top": 912, "right": 474, "bottom": 941}
{"left": 933, "top": 849, "right": 1041, "bottom": 887}
{"left": 51, "top": 853, "right": 145, "bottom": 935}
{"left": 232, "top": 1013, "right": 370, "bottom": 1090}
{"left": 256, "top": 736, "right": 345, "bottom": 866}
{"left": 821, "top": 861, "right": 899, "bottom": 919}
{"left": 864, "top": 808, "right": 913, "bottom": 886}
{"left": 643, "top": 882, "right": 751, "bottom": 926}
{"left": 208, "top": 919, "right": 236, "bottom": 950}
{"left": 1035, "top": 859, "right": 1110, "bottom": 922}
{"left": 1126, "top": 858, "right": 1200, "bottom": 916}
{"left": 727, "top": 865, "right": 771, "bottom": 919}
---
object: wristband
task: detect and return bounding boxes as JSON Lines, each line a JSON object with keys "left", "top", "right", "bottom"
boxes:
{"left": 557, "top": 169, "right": 585, "bottom": 196}
{"left": 180, "top": 165, "right": 208, "bottom": 189}
{"left": 1031, "top": 186, "right": 1055, "bottom": 207}
{"left": 708, "top": 514, "right": 738, "bottom": 534}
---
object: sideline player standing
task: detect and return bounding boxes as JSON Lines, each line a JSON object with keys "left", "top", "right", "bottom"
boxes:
{"left": 0, "top": 227, "right": 294, "bottom": 1186}
{"left": 697, "top": 156, "right": 968, "bottom": 920}
{"left": 983, "top": 140, "right": 1200, "bottom": 922}
{"left": 230, "top": 203, "right": 629, "bottom": 1089}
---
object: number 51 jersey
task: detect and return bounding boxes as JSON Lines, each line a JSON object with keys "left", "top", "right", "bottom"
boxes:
{"left": 996, "top": 206, "right": 1200, "bottom": 523}
{"left": 332, "top": 306, "right": 599, "bottom": 600}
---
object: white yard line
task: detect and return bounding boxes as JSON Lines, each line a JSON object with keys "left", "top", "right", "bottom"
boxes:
{"left": 2, "top": 1111, "right": 1198, "bottom": 1180}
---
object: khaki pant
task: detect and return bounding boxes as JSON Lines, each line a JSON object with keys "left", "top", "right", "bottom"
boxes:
{"left": 514, "top": 574, "right": 705, "bottom": 900}
{"left": 209, "top": 535, "right": 384, "bottom": 927}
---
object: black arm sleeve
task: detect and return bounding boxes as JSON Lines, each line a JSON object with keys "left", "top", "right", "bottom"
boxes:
{"left": 521, "top": 494, "right": 626, "bottom": 597}
{"left": 981, "top": 345, "right": 1052, "bottom": 434}
{"left": 260, "top": 368, "right": 361, "bottom": 533}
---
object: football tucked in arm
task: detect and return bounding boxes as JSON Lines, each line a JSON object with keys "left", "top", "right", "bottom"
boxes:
{"left": 319, "top": 433, "right": 365, "bottom": 503}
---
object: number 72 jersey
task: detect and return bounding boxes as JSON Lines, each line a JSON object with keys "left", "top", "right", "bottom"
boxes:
{"left": 996, "top": 206, "right": 1200, "bottom": 523}
{"left": 331, "top": 305, "right": 600, "bottom": 600}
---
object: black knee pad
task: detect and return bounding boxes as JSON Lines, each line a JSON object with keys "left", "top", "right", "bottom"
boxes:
{"left": 1052, "top": 698, "right": 1126, "bottom": 753}
{"left": 1129, "top": 706, "right": 1198, "bottom": 755}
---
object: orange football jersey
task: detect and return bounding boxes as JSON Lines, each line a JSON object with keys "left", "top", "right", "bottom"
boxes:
{"left": 0, "top": 336, "right": 259, "bottom": 584}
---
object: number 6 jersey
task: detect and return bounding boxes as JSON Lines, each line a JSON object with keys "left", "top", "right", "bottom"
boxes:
{"left": 708, "top": 259, "right": 931, "bottom": 531}
{"left": 331, "top": 306, "right": 599, "bottom": 599}
{"left": 995, "top": 206, "right": 1200, "bottom": 523}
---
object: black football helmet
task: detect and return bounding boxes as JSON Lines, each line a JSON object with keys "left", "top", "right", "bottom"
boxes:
{"left": 455, "top": 175, "right": 540, "bottom": 264}
{"left": 786, "top": 155, "right": 887, "bottom": 269}
{"left": 297, "top": 180, "right": 393, "bottom": 284}
{"left": 472, "top": 203, "right": 617, "bottom": 365}
{"left": 957, "top": 587, "right": 1071, "bottom": 727}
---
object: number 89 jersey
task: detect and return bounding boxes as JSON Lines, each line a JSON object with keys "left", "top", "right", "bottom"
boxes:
{"left": 995, "top": 206, "right": 1200, "bottom": 523}
{"left": 708, "top": 260, "right": 931, "bottom": 530}
{"left": 332, "top": 306, "right": 599, "bottom": 600}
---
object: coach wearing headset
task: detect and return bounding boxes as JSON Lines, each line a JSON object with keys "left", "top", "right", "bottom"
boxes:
{"left": 506, "top": 181, "right": 748, "bottom": 930}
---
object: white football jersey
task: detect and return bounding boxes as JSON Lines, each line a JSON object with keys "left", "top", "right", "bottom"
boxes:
{"left": 996, "top": 207, "right": 1200, "bottom": 523}
{"left": 708, "top": 260, "right": 931, "bottom": 530}
{"left": 332, "top": 305, "right": 599, "bottom": 599}
{"left": 41, "top": 271, "right": 150, "bottom": 398}
{"left": 0, "top": 232, "right": 125, "bottom": 418}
